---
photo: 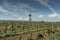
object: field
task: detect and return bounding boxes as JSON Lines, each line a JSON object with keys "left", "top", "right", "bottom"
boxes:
{"left": 0, "top": 20, "right": 60, "bottom": 40}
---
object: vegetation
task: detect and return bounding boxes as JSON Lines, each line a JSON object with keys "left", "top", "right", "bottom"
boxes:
{"left": 0, "top": 20, "right": 60, "bottom": 40}
{"left": 36, "top": 33, "right": 44, "bottom": 40}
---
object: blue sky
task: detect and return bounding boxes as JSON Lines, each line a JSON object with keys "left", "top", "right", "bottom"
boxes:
{"left": 0, "top": 0, "right": 60, "bottom": 22}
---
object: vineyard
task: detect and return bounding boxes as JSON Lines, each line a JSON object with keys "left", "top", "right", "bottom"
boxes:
{"left": 0, "top": 20, "right": 60, "bottom": 40}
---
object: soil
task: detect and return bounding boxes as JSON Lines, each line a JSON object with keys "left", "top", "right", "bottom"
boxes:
{"left": 0, "top": 29, "right": 49, "bottom": 40}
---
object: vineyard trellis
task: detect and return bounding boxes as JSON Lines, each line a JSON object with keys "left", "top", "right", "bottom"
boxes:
{"left": 0, "top": 21, "right": 60, "bottom": 40}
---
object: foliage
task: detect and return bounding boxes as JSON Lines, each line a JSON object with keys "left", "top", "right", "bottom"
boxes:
{"left": 37, "top": 33, "right": 44, "bottom": 39}
{"left": 0, "top": 20, "right": 60, "bottom": 37}
{"left": 45, "top": 31, "right": 60, "bottom": 40}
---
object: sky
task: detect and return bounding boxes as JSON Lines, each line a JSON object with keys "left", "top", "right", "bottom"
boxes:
{"left": 0, "top": 0, "right": 60, "bottom": 22}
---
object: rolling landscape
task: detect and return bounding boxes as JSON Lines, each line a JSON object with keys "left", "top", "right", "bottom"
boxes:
{"left": 0, "top": 0, "right": 60, "bottom": 40}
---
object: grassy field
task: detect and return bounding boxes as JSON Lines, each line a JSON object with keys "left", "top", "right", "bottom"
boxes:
{"left": 0, "top": 20, "right": 60, "bottom": 40}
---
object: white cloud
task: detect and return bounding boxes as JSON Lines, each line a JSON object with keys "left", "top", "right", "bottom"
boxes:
{"left": 39, "top": 15, "right": 44, "bottom": 18}
{"left": 0, "top": 6, "right": 19, "bottom": 17}
{"left": 18, "top": 17, "right": 29, "bottom": 21}
{"left": 18, "top": 17, "right": 23, "bottom": 20}
{"left": 34, "top": 0, "right": 57, "bottom": 15}
{"left": 2, "top": 1, "right": 37, "bottom": 17}
{"left": 49, "top": 13, "right": 58, "bottom": 17}
{"left": 0, "top": 2, "right": 31, "bottom": 20}
{"left": 35, "top": 0, "right": 48, "bottom": 5}
{"left": 0, "top": 6, "right": 9, "bottom": 15}
{"left": 24, "top": 17, "right": 29, "bottom": 21}
{"left": 0, "top": 0, "right": 60, "bottom": 22}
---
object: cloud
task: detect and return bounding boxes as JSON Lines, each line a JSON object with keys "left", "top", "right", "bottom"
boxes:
{"left": 18, "top": 17, "right": 23, "bottom": 20}
{"left": 0, "top": 0, "right": 60, "bottom": 21}
{"left": 24, "top": 17, "right": 29, "bottom": 21}
{"left": 39, "top": 15, "right": 44, "bottom": 18}
{"left": 49, "top": 13, "right": 58, "bottom": 17}
{"left": 18, "top": 17, "right": 29, "bottom": 21}
{"left": 35, "top": 0, "right": 48, "bottom": 5}
{"left": 0, "top": 1, "right": 37, "bottom": 20}
{"left": 33, "top": 0, "right": 60, "bottom": 21}
{"left": 0, "top": 6, "right": 20, "bottom": 18}
{"left": 0, "top": 6, "right": 9, "bottom": 15}
{"left": 34, "top": 0, "right": 57, "bottom": 15}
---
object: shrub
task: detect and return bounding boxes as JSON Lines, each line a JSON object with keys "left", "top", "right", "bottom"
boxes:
{"left": 37, "top": 33, "right": 44, "bottom": 39}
